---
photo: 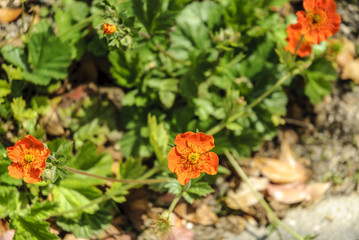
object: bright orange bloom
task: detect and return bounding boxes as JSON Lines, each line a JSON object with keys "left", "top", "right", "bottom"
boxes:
{"left": 7, "top": 135, "right": 50, "bottom": 183}
{"left": 103, "top": 23, "right": 117, "bottom": 34}
{"left": 296, "top": 0, "right": 341, "bottom": 44}
{"left": 285, "top": 23, "right": 313, "bottom": 57}
{"left": 168, "top": 132, "right": 219, "bottom": 185}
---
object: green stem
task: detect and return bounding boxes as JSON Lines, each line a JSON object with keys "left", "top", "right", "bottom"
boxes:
{"left": 63, "top": 166, "right": 169, "bottom": 184}
{"left": 224, "top": 151, "right": 305, "bottom": 240}
{"left": 58, "top": 14, "right": 98, "bottom": 38}
{"left": 167, "top": 181, "right": 191, "bottom": 215}
{"left": 50, "top": 166, "right": 162, "bottom": 217}
{"left": 293, "top": 35, "right": 305, "bottom": 62}
{"left": 207, "top": 70, "right": 296, "bottom": 136}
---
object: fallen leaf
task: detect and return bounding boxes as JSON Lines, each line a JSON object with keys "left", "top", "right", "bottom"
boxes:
{"left": 267, "top": 182, "right": 331, "bottom": 204}
{"left": 225, "top": 177, "right": 268, "bottom": 212}
{"left": 40, "top": 109, "right": 65, "bottom": 136}
{"left": 0, "top": 8, "right": 22, "bottom": 23}
{"left": 336, "top": 38, "right": 356, "bottom": 69}
{"left": 0, "top": 230, "right": 15, "bottom": 240}
{"left": 255, "top": 139, "right": 308, "bottom": 184}
{"left": 306, "top": 182, "right": 331, "bottom": 203}
{"left": 174, "top": 202, "right": 218, "bottom": 225}
{"left": 341, "top": 59, "right": 359, "bottom": 84}
{"left": 267, "top": 183, "right": 308, "bottom": 204}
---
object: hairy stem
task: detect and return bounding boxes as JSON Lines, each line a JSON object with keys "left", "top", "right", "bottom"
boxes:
{"left": 293, "top": 35, "right": 305, "bottom": 62}
{"left": 167, "top": 181, "right": 191, "bottom": 215}
{"left": 51, "top": 166, "right": 161, "bottom": 217}
{"left": 224, "top": 151, "right": 305, "bottom": 240}
{"left": 63, "top": 166, "right": 170, "bottom": 184}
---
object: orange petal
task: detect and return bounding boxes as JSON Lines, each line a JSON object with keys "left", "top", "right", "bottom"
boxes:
{"left": 7, "top": 145, "right": 24, "bottom": 163}
{"left": 23, "top": 168, "right": 42, "bottom": 183}
{"left": 174, "top": 132, "right": 194, "bottom": 154}
{"left": 168, "top": 147, "right": 182, "bottom": 172}
{"left": 177, "top": 170, "right": 201, "bottom": 185}
{"left": 187, "top": 132, "right": 215, "bottom": 153}
{"left": 303, "top": 0, "right": 315, "bottom": 11}
{"left": 8, "top": 163, "right": 24, "bottom": 179}
{"left": 200, "top": 152, "right": 219, "bottom": 175}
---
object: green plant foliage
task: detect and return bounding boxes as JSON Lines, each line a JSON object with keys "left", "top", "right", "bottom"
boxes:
{"left": 56, "top": 207, "right": 113, "bottom": 238}
{"left": 10, "top": 216, "right": 58, "bottom": 240}
{"left": 148, "top": 114, "right": 169, "bottom": 166}
{"left": 0, "top": 186, "right": 20, "bottom": 218}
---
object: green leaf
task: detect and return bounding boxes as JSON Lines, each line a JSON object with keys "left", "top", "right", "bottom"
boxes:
{"left": 2, "top": 64, "right": 23, "bottom": 81}
{"left": 304, "top": 71, "right": 333, "bottom": 104}
{"left": 1, "top": 45, "right": 28, "bottom": 70}
{"left": 31, "top": 96, "right": 50, "bottom": 115}
{"left": 56, "top": 207, "right": 112, "bottom": 238}
{"left": 10, "top": 216, "right": 58, "bottom": 240}
{"left": 109, "top": 50, "right": 142, "bottom": 88}
{"left": 10, "top": 97, "right": 37, "bottom": 121}
{"left": 0, "top": 186, "right": 20, "bottom": 218}
{"left": 73, "top": 118, "right": 109, "bottom": 149}
{"left": 187, "top": 182, "right": 214, "bottom": 197}
{"left": 24, "top": 33, "right": 72, "bottom": 85}
{"left": 0, "top": 79, "right": 11, "bottom": 98}
{"left": 52, "top": 185, "right": 100, "bottom": 218}
{"left": 148, "top": 114, "right": 169, "bottom": 165}
{"left": 119, "top": 156, "right": 146, "bottom": 180}
{"left": 26, "top": 201, "right": 58, "bottom": 220}
{"left": 119, "top": 127, "right": 153, "bottom": 158}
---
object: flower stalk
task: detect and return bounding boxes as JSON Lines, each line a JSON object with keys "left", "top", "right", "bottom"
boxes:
{"left": 224, "top": 151, "right": 305, "bottom": 240}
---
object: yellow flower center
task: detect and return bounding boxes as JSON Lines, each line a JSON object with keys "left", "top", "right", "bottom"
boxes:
{"left": 25, "top": 154, "right": 35, "bottom": 163}
{"left": 311, "top": 8, "right": 328, "bottom": 26}
{"left": 188, "top": 152, "right": 200, "bottom": 165}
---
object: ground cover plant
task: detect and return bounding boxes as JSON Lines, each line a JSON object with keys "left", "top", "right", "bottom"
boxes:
{"left": 1, "top": 0, "right": 356, "bottom": 239}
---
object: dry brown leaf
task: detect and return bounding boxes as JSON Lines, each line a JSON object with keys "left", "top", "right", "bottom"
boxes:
{"left": 174, "top": 202, "right": 218, "bottom": 225}
{"left": 255, "top": 139, "right": 308, "bottom": 184}
{"left": 267, "top": 182, "right": 331, "bottom": 204}
{"left": 336, "top": 38, "right": 356, "bottom": 69}
{"left": 225, "top": 177, "right": 268, "bottom": 211}
{"left": 0, "top": 8, "right": 22, "bottom": 23}
{"left": 341, "top": 59, "right": 359, "bottom": 84}
{"left": 306, "top": 182, "right": 331, "bottom": 203}
{"left": 40, "top": 109, "right": 65, "bottom": 136}
{"left": 267, "top": 183, "right": 308, "bottom": 204}
{"left": 0, "top": 230, "right": 15, "bottom": 240}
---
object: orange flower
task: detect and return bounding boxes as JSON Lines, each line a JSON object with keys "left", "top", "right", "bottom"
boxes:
{"left": 103, "top": 23, "right": 117, "bottom": 34}
{"left": 7, "top": 135, "right": 50, "bottom": 183}
{"left": 285, "top": 23, "right": 313, "bottom": 57}
{"left": 168, "top": 132, "right": 219, "bottom": 185}
{"left": 296, "top": 0, "right": 341, "bottom": 44}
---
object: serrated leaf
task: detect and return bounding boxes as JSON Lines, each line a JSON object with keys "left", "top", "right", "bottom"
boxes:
{"left": 73, "top": 118, "right": 109, "bottom": 149}
{"left": 119, "top": 128, "right": 153, "bottom": 158}
{"left": 10, "top": 216, "right": 58, "bottom": 240}
{"left": 10, "top": 97, "right": 26, "bottom": 121}
{"left": 2, "top": 64, "right": 23, "bottom": 81}
{"left": 31, "top": 96, "right": 50, "bottom": 115}
{"left": 0, "top": 186, "right": 20, "bottom": 218}
{"left": 187, "top": 182, "right": 214, "bottom": 197}
{"left": 24, "top": 33, "right": 72, "bottom": 85}
{"left": 52, "top": 185, "right": 100, "bottom": 218}
{"left": 304, "top": 71, "right": 333, "bottom": 104}
{"left": 27, "top": 201, "right": 58, "bottom": 220}
{"left": 0, "top": 79, "right": 11, "bottom": 98}
{"left": 1, "top": 45, "right": 28, "bottom": 70}
{"left": 56, "top": 207, "right": 112, "bottom": 238}
{"left": 119, "top": 156, "right": 146, "bottom": 180}
{"left": 148, "top": 114, "right": 169, "bottom": 166}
